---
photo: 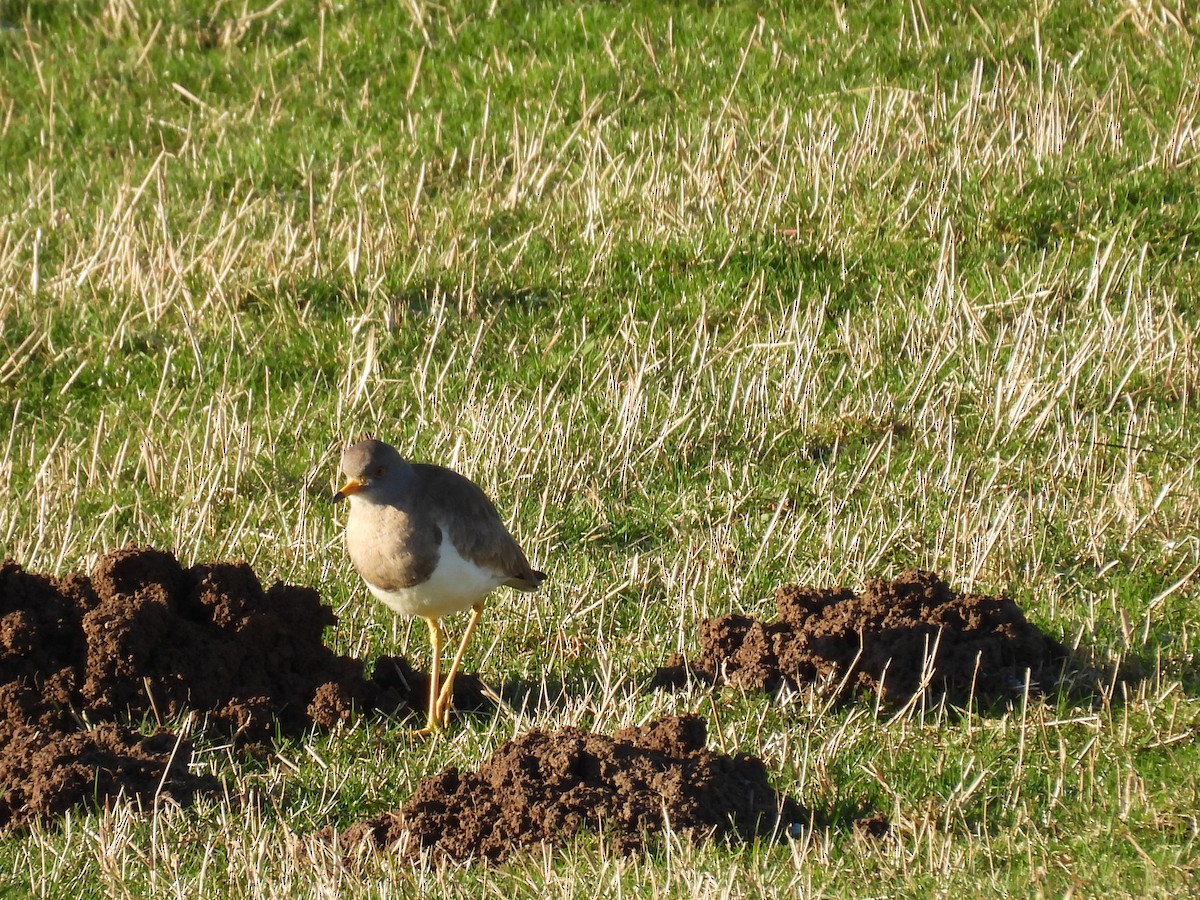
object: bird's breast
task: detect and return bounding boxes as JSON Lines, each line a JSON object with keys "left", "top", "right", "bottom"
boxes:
{"left": 345, "top": 503, "right": 440, "bottom": 591}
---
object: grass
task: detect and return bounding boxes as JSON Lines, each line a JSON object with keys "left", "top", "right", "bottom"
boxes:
{"left": 2, "top": 0, "right": 1199, "bottom": 895}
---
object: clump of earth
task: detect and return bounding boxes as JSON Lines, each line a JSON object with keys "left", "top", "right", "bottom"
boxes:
{"left": 0, "top": 547, "right": 477, "bottom": 830}
{"left": 10, "top": 551, "right": 1003, "bottom": 853}
{"left": 320, "top": 714, "right": 831, "bottom": 864}
{"left": 654, "top": 569, "right": 1069, "bottom": 707}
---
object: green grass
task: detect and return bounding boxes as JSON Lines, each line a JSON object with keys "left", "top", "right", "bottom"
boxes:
{"left": 2, "top": 0, "right": 1200, "bottom": 895}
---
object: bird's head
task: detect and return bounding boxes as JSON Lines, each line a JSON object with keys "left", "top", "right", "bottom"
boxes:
{"left": 332, "top": 439, "right": 408, "bottom": 503}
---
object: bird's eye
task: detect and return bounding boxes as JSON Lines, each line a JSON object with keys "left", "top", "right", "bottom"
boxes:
{"left": 374, "top": 467, "right": 384, "bottom": 477}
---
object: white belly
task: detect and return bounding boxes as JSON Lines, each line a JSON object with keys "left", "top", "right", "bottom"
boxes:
{"left": 366, "top": 539, "right": 505, "bottom": 619}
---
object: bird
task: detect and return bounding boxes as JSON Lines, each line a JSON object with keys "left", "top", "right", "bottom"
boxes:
{"left": 333, "top": 438, "right": 545, "bottom": 734}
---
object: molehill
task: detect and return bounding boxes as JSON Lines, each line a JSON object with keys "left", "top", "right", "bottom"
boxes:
{"left": 0, "top": 546, "right": 450, "bottom": 829}
{"left": 319, "top": 714, "right": 824, "bottom": 863}
{"left": 654, "top": 569, "right": 1069, "bottom": 707}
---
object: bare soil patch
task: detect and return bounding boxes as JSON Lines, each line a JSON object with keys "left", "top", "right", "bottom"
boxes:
{"left": 322, "top": 714, "right": 824, "bottom": 863}
{"left": 0, "top": 547, "right": 461, "bottom": 829}
{"left": 653, "top": 569, "right": 1069, "bottom": 707}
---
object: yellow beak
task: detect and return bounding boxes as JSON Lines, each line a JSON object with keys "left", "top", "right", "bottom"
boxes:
{"left": 332, "top": 478, "right": 365, "bottom": 503}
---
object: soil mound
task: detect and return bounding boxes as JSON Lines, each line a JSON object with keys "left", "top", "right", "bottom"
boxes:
{"left": 0, "top": 547, "right": 467, "bottom": 830}
{"left": 654, "top": 569, "right": 1068, "bottom": 707}
{"left": 324, "top": 714, "right": 812, "bottom": 863}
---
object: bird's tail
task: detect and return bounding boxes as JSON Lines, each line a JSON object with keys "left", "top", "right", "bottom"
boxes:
{"left": 506, "top": 570, "right": 546, "bottom": 592}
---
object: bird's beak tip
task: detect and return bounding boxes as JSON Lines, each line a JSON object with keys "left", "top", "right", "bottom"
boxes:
{"left": 333, "top": 479, "right": 364, "bottom": 503}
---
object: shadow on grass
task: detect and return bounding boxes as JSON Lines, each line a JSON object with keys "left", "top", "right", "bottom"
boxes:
{"left": 365, "top": 654, "right": 588, "bottom": 729}
{"left": 647, "top": 642, "right": 1151, "bottom": 722}
{"left": 386, "top": 277, "right": 561, "bottom": 320}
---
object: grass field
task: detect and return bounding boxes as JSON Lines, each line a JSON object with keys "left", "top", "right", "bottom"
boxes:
{"left": 2, "top": 0, "right": 1199, "bottom": 895}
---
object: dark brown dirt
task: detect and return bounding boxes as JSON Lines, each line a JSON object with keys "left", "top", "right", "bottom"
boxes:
{"left": 0, "top": 547, "right": 479, "bottom": 830}
{"left": 322, "top": 714, "right": 817, "bottom": 863}
{"left": 653, "top": 569, "right": 1069, "bottom": 707}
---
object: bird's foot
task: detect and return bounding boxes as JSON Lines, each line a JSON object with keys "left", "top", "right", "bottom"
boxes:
{"left": 411, "top": 720, "right": 443, "bottom": 738}
{"left": 411, "top": 705, "right": 452, "bottom": 738}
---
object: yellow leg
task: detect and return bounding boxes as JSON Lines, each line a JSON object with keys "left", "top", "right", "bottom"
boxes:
{"left": 417, "top": 617, "right": 444, "bottom": 735}
{"left": 434, "top": 603, "right": 484, "bottom": 725}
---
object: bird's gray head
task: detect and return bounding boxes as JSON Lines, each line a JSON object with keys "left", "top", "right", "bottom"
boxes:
{"left": 332, "top": 439, "right": 411, "bottom": 503}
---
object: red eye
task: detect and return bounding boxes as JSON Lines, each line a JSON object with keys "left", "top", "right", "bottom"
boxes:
{"left": 374, "top": 467, "right": 384, "bottom": 477}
